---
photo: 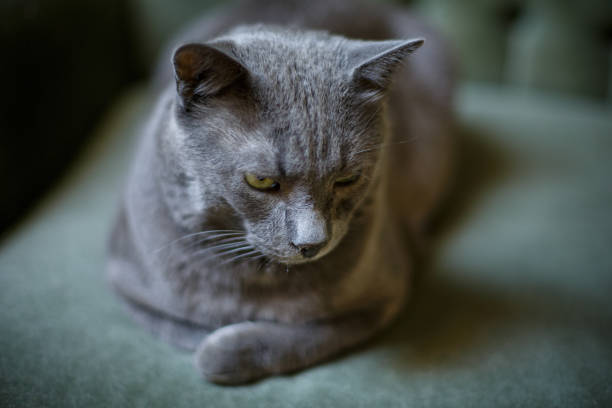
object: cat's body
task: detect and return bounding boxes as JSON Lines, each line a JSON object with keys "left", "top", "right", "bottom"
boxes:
{"left": 108, "top": 0, "right": 454, "bottom": 384}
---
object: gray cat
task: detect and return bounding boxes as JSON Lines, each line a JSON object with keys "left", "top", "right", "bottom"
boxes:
{"left": 107, "top": 0, "right": 455, "bottom": 384}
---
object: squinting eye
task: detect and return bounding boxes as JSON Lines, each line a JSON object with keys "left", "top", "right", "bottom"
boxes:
{"left": 244, "top": 172, "right": 280, "bottom": 191}
{"left": 334, "top": 174, "right": 360, "bottom": 186}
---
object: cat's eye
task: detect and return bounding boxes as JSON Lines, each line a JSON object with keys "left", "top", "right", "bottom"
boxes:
{"left": 244, "top": 172, "right": 280, "bottom": 191}
{"left": 334, "top": 174, "right": 360, "bottom": 187}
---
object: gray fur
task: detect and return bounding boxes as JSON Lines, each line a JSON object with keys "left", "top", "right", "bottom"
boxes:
{"left": 108, "top": 0, "right": 455, "bottom": 384}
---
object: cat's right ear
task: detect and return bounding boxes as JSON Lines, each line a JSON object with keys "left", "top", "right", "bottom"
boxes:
{"left": 172, "top": 42, "right": 247, "bottom": 108}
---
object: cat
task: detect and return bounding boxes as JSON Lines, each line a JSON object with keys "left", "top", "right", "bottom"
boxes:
{"left": 107, "top": 0, "right": 455, "bottom": 384}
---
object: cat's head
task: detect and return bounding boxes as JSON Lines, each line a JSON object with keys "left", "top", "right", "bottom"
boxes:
{"left": 163, "top": 26, "right": 423, "bottom": 264}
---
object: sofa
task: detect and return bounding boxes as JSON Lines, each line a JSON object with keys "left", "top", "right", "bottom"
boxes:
{"left": 1, "top": 0, "right": 611, "bottom": 406}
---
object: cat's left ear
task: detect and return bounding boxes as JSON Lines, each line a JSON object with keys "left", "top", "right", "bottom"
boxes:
{"left": 172, "top": 41, "right": 248, "bottom": 108}
{"left": 348, "top": 38, "right": 424, "bottom": 101}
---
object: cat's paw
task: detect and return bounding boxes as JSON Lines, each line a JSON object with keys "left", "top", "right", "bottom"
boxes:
{"left": 194, "top": 322, "right": 273, "bottom": 385}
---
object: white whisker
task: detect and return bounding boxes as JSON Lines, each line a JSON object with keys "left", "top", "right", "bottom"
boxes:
{"left": 216, "top": 245, "right": 256, "bottom": 256}
{"left": 151, "top": 230, "right": 244, "bottom": 254}
{"left": 192, "top": 232, "right": 245, "bottom": 241}
{"left": 192, "top": 242, "right": 250, "bottom": 257}
{"left": 186, "top": 234, "right": 246, "bottom": 249}
{"left": 219, "top": 249, "right": 262, "bottom": 265}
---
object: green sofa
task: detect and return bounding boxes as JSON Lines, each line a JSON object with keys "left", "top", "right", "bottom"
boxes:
{"left": 1, "top": 1, "right": 611, "bottom": 406}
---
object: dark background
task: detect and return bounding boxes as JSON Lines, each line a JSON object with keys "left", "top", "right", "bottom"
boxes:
{"left": 1, "top": 0, "right": 138, "bottom": 235}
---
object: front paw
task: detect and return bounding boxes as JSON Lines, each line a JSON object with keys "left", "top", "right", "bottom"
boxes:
{"left": 194, "top": 322, "right": 272, "bottom": 385}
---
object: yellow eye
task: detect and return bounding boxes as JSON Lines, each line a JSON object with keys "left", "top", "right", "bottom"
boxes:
{"left": 244, "top": 173, "right": 280, "bottom": 191}
{"left": 335, "top": 174, "right": 360, "bottom": 186}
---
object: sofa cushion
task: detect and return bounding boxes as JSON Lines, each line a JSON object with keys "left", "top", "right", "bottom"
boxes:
{"left": 1, "top": 84, "right": 611, "bottom": 407}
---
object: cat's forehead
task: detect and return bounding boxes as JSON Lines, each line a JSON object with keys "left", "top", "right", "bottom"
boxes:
{"left": 217, "top": 27, "right": 384, "bottom": 174}
{"left": 225, "top": 27, "right": 351, "bottom": 99}
{"left": 226, "top": 26, "right": 350, "bottom": 69}
{"left": 236, "top": 114, "right": 379, "bottom": 179}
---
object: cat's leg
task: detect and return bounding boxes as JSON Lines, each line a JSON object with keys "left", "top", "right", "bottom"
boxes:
{"left": 194, "top": 302, "right": 400, "bottom": 384}
{"left": 116, "top": 295, "right": 210, "bottom": 350}
{"left": 108, "top": 204, "right": 211, "bottom": 350}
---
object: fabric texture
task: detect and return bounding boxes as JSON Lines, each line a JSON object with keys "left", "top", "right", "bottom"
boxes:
{"left": 1, "top": 84, "right": 611, "bottom": 407}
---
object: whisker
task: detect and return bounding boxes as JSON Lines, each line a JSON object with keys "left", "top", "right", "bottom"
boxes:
{"left": 185, "top": 234, "right": 246, "bottom": 250}
{"left": 151, "top": 230, "right": 244, "bottom": 254}
{"left": 217, "top": 245, "right": 255, "bottom": 257}
{"left": 219, "top": 249, "right": 262, "bottom": 265}
{"left": 192, "top": 242, "right": 250, "bottom": 257}
{"left": 192, "top": 232, "right": 245, "bottom": 241}
{"left": 214, "top": 245, "right": 254, "bottom": 257}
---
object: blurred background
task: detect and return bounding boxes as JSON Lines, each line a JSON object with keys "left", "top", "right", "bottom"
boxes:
{"left": 1, "top": 0, "right": 611, "bottom": 235}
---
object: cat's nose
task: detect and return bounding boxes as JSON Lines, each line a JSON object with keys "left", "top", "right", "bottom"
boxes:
{"left": 288, "top": 206, "right": 329, "bottom": 258}
{"left": 293, "top": 242, "right": 327, "bottom": 258}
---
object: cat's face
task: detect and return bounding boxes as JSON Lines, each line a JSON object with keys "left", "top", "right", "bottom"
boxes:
{"left": 165, "top": 28, "right": 423, "bottom": 264}
{"left": 214, "top": 97, "right": 381, "bottom": 264}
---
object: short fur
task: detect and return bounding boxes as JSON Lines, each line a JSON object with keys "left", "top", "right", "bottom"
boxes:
{"left": 107, "top": 0, "right": 455, "bottom": 384}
